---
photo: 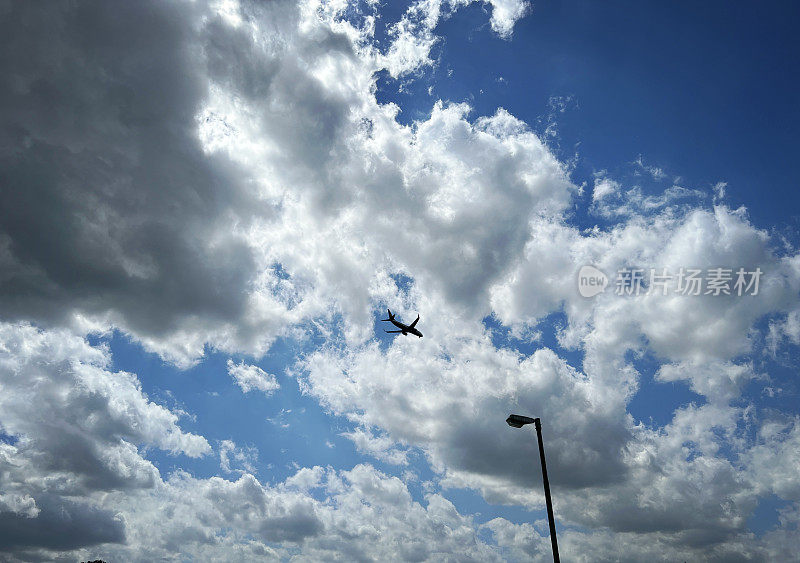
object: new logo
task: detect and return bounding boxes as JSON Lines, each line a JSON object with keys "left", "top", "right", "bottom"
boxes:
{"left": 578, "top": 265, "right": 608, "bottom": 298}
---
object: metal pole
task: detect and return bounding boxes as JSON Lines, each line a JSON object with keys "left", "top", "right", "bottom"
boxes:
{"left": 534, "top": 418, "right": 560, "bottom": 563}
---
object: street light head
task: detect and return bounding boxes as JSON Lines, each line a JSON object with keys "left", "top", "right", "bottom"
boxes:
{"left": 506, "top": 414, "right": 537, "bottom": 428}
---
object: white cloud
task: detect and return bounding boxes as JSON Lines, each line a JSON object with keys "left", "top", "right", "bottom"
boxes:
{"left": 296, "top": 196, "right": 800, "bottom": 555}
{"left": 0, "top": 0, "right": 545, "bottom": 365}
{"left": 0, "top": 493, "right": 39, "bottom": 519}
{"left": 300, "top": 340, "right": 631, "bottom": 498}
{"left": 486, "top": 0, "right": 531, "bottom": 38}
{"left": 0, "top": 322, "right": 210, "bottom": 556}
{"left": 633, "top": 154, "right": 667, "bottom": 181}
{"left": 219, "top": 439, "right": 259, "bottom": 474}
{"left": 1, "top": 0, "right": 799, "bottom": 559}
{"left": 341, "top": 427, "right": 410, "bottom": 465}
{"left": 381, "top": 0, "right": 530, "bottom": 77}
{"left": 593, "top": 173, "right": 620, "bottom": 201}
{"left": 0, "top": 324, "right": 514, "bottom": 560}
{"left": 591, "top": 178, "right": 706, "bottom": 218}
{"left": 226, "top": 359, "right": 280, "bottom": 395}
{"left": 714, "top": 180, "right": 728, "bottom": 201}
{"left": 745, "top": 418, "right": 800, "bottom": 500}
{"left": 70, "top": 463, "right": 508, "bottom": 562}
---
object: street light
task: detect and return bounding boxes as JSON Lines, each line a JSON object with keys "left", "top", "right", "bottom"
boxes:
{"left": 506, "top": 414, "right": 560, "bottom": 563}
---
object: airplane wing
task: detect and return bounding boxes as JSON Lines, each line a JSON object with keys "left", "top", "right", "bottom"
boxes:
{"left": 384, "top": 330, "right": 403, "bottom": 333}
{"left": 409, "top": 314, "right": 420, "bottom": 328}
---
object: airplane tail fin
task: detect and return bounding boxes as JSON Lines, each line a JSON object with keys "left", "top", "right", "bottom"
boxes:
{"left": 381, "top": 309, "right": 394, "bottom": 321}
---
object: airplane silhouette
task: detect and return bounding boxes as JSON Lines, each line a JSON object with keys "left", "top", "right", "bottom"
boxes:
{"left": 381, "top": 309, "right": 423, "bottom": 338}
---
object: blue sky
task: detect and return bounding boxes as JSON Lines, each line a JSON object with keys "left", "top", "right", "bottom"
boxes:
{"left": 1, "top": 1, "right": 799, "bottom": 560}
{"left": 378, "top": 0, "right": 800, "bottom": 230}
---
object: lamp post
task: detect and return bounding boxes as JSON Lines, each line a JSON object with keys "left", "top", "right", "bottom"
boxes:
{"left": 506, "top": 414, "right": 560, "bottom": 563}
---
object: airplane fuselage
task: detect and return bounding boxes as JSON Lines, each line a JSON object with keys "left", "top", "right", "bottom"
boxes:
{"left": 389, "top": 318, "right": 423, "bottom": 338}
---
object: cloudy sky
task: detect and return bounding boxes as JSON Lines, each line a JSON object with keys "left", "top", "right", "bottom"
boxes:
{"left": 1, "top": 0, "right": 799, "bottom": 560}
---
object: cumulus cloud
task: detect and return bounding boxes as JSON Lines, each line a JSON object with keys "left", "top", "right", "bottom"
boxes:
{"left": 1, "top": 0, "right": 799, "bottom": 560}
{"left": 300, "top": 339, "right": 630, "bottom": 497}
{"left": 0, "top": 322, "right": 209, "bottom": 557}
{"left": 0, "top": 324, "right": 514, "bottom": 561}
{"left": 0, "top": 0, "right": 540, "bottom": 367}
{"left": 485, "top": 0, "right": 531, "bottom": 38}
{"left": 381, "top": 0, "right": 530, "bottom": 77}
{"left": 226, "top": 359, "right": 280, "bottom": 395}
{"left": 341, "top": 427, "right": 411, "bottom": 465}
{"left": 0, "top": 0, "right": 270, "bottom": 366}
{"left": 62, "top": 463, "right": 511, "bottom": 561}
{"left": 0, "top": 0, "right": 550, "bottom": 364}
{"left": 297, "top": 186, "right": 800, "bottom": 554}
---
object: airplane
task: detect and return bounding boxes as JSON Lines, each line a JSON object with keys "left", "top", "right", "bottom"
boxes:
{"left": 381, "top": 309, "right": 423, "bottom": 338}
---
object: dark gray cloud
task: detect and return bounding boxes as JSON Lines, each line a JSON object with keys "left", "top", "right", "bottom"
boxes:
{"left": 0, "top": 0, "right": 259, "bottom": 339}
{"left": 0, "top": 495, "right": 125, "bottom": 554}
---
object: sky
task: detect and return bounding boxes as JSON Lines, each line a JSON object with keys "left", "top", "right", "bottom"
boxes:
{"left": 0, "top": 0, "right": 799, "bottom": 561}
